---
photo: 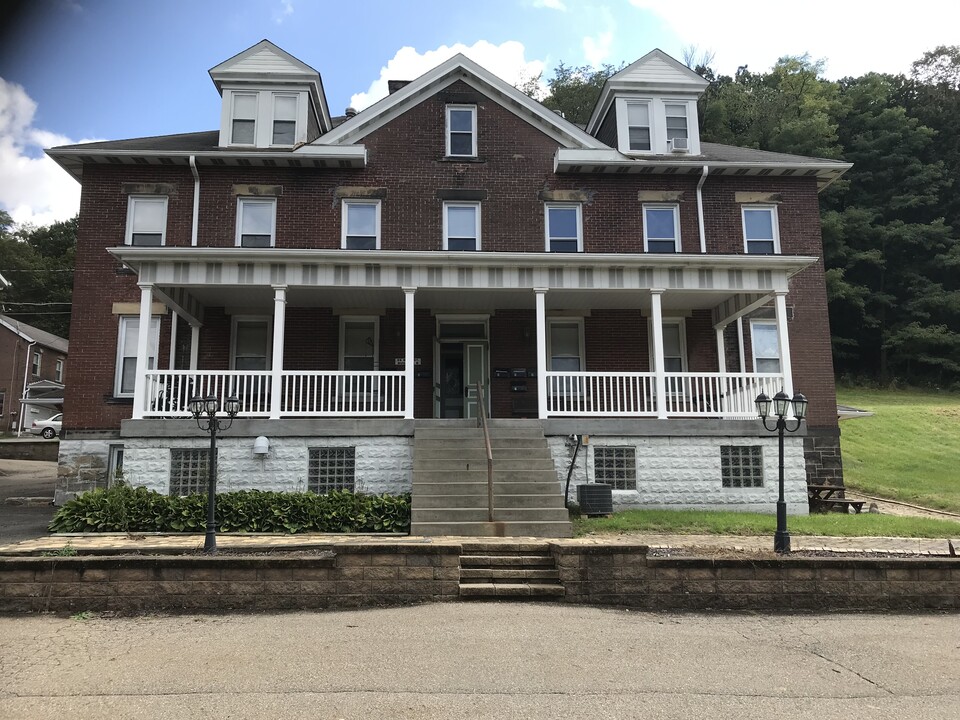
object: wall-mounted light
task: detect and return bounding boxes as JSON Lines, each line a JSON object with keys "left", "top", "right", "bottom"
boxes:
{"left": 253, "top": 435, "right": 270, "bottom": 456}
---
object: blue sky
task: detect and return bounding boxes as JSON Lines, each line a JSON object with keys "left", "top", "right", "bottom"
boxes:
{"left": 1, "top": 0, "right": 957, "bottom": 226}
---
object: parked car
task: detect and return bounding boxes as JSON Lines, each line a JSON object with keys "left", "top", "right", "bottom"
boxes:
{"left": 29, "top": 413, "right": 62, "bottom": 439}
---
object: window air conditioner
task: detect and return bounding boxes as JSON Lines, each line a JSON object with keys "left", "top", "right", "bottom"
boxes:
{"left": 670, "top": 137, "right": 690, "bottom": 153}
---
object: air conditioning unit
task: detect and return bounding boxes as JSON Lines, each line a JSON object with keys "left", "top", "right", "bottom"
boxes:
{"left": 670, "top": 137, "right": 690, "bottom": 153}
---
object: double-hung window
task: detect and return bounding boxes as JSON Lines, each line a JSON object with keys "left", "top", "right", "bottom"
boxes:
{"left": 545, "top": 204, "right": 582, "bottom": 252}
{"left": 660, "top": 320, "right": 687, "bottom": 396}
{"left": 643, "top": 205, "right": 680, "bottom": 253}
{"left": 743, "top": 205, "right": 780, "bottom": 254}
{"left": 231, "top": 93, "right": 257, "bottom": 145}
{"left": 231, "top": 318, "right": 271, "bottom": 371}
{"left": 625, "top": 101, "right": 651, "bottom": 152}
{"left": 115, "top": 316, "right": 160, "bottom": 397}
{"left": 272, "top": 94, "right": 298, "bottom": 145}
{"left": 126, "top": 196, "right": 167, "bottom": 246}
{"left": 549, "top": 321, "right": 584, "bottom": 372}
{"left": 236, "top": 198, "right": 276, "bottom": 247}
{"left": 444, "top": 202, "right": 480, "bottom": 251}
{"left": 665, "top": 104, "right": 688, "bottom": 144}
{"left": 750, "top": 321, "right": 781, "bottom": 373}
{"left": 340, "top": 318, "right": 378, "bottom": 370}
{"left": 31, "top": 351, "right": 41, "bottom": 377}
{"left": 446, "top": 105, "right": 477, "bottom": 157}
{"left": 342, "top": 200, "right": 380, "bottom": 250}
{"left": 55, "top": 359, "right": 64, "bottom": 383}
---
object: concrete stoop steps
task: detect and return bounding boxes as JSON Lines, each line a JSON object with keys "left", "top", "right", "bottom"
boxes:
{"left": 458, "top": 544, "right": 565, "bottom": 599}
{"left": 410, "top": 420, "right": 573, "bottom": 538}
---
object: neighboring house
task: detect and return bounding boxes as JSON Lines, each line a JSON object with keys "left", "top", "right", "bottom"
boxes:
{"left": 47, "top": 41, "right": 850, "bottom": 530}
{"left": 0, "top": 315, "right": 68, "bottom": 434}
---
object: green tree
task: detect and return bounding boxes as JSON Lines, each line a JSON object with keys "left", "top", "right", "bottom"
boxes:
{"left": 523, "top": 62, "right": 624, "bottom": 126}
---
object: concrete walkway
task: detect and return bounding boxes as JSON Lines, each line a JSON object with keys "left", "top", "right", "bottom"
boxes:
{"left": 0, "top": 530, "right": 955, "bottom": 556}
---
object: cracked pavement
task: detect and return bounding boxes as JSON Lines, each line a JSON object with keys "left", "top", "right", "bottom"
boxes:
{"left": 1, "top": 604, "right": 958, "bottom": 719}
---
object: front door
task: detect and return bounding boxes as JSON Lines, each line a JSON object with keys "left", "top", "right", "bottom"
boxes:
{"left": 434, "top": 317, "right": 490, "bottom": 419}
{"left": 439, "top": 344, "right": 464, "bottom": 419}
{"left": 463, "top": 343, "right": 486, "bottom": 419}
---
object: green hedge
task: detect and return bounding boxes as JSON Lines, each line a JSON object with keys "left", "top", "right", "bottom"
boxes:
{"left": 48, "top": 485, "right": 411, "bottom": 534}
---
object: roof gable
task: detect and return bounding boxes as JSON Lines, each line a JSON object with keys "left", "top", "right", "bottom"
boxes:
{"left": 312, "top": 53, "right": 607, "bottom": 151}
{"left": 609, "top": 49, "right": 710, "bottom": 90}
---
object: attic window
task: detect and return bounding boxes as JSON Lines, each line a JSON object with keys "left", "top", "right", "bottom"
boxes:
{"left": 626, "top": 101, "right": 651, "bottom": 152}
{"left": 665, "top": 104, "right": 688, "bottom": 143}
{"left": 272, "top": 94, "right": 297, "bottom": 145}
{"left": 446, "top": 105, "right": 477, "bottom": 157}
{"left": 232, "top": 93, "right": 257, "bottom": 145}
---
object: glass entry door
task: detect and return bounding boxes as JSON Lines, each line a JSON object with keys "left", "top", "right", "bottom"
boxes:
{"left": 434, "top": 317, "right": 490, "bottom": 419}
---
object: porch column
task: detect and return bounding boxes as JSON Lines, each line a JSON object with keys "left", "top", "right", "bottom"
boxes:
{"left": 650, "top": 289, "right": 668, "bottom": 420}
{"left": 535, "top": 288, "right": 548, "bottom": 419}
{"left": 168, "top": 311, "right": 178, "bottom": 370}
{"left": 774, "top": 291, "right": 794, "bottom": 398}
{"left": 403, "top": 287, "right": 416, "bottom": 420}
{"left": 716, "top": 325, "right": 727, "bottom": 374}
{"left": 131, "top": 283, "right": 153, "bottom": 420}
{"left": 270, "top": 286, "right": 286, "bottom": 420}
{"left": 189, "top": 324, "right": 200, "bottom": 370}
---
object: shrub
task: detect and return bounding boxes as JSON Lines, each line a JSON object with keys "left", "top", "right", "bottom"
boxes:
{"left": 48, "top": 485, "right": 411, "bottom": 534}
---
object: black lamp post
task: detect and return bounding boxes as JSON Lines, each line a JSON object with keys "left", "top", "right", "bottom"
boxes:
{"left": 755, "top": 390, "right": 808, "bottom": 554}
{"left": 189, "top": 393, "right": 240, "bottom": 554}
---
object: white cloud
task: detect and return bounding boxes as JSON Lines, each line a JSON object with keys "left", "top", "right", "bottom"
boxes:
{"left": 583, "top": 30, "right": 614, "bottom": 67}
{"left": 629, "top": 0, "right": 960, "bottom": 79}
{"left": 534, "top": 0, "right": 567, "bottom": 10}
{"left": 0, "top": 78, "right": 94, "bottom": 227}
{"left": 349, "top": 41, "right": 547, "bottom": 112}
{"left": 273, "top": 0, "right": 294, "bottom": 24}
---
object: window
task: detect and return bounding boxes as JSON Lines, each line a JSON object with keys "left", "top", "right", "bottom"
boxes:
{"left": 342, "top": 200, "right": 380, "bottom": 250}
{"left": 444, "top": 202, "right": 480, "bottom": 251}
{"left": 272, "top": 94, "right": 298, "bottom": 145}
{"left": 55, "top": 359, "right": 64, "bottom": 383}
{"left": 308, "top": 447, "right": 356, "bottom": 493}
{"left": 231, "top": 318, "right": 270, "bottom": 370}
{"left": 545, "top": 204, "right": 582, "bottom": 252}
{"left": 114, "top": 316, "right": 160, "bottom": 397}
{"left": 549, "top": 320, "right": 584, "bottom": 371}
{"left": 750, "top": 321, "right": 781, "bottom": 373}
{"left": 236, "top": 198, "right": 276, "bottom": 247}
{"left": 169, "top": 448, "right": 209, "bottom": 496}
{"left": 595, "top": 447, "right": 637, "bottom": 490}
{"left": 665, "top": 104, "right": 688, "bottom": 143}
{"left": 721, "top": 446, "right": 764, "bottom": 488}
{"left": 340, "top": 318, "right": 378, "bottom": 370}
{"left": 643, "top": 205, "right": 680, "bottom": 253}
{"left": 108, "top": 444, "right": 124, "bottom": 486}
{"left": 231, "top": 93, "right": 257, "bottom": 145}
{"left": 661, "top": 321, "right": 686, "bottom": 372}
{"left": 743, "top": 205, "right": 780, "bottom": 254}
{"left": 125, "top": 196, "right": 168, "bottom": 246}
{"left": 31, "top": 351, "right": 41, "bottom": 376}
{"left": 446, "top": 105, "right": 477, "bottom": 157}
{"left": 625, "top": 101, "right": 651, "bottom": 151}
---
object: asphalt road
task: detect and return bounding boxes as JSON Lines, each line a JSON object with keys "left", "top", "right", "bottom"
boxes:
{"left": 0, "top": 459, "right": 56, "bottom": 544}
{"left": 0, "top": 604, "right": 957, "bottom": 719}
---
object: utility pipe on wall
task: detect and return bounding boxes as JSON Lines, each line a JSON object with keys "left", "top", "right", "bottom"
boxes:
{"left": 17, "top": 340, "right": 36, "bottom": 437}
{"left": 696, "top": 165, "right": 709, "bottom": 253}
{"left": 189, "top": 155, "right": 200, "bottom": 247}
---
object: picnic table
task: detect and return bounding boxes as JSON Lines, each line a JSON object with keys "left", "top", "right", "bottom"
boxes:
{"left": 807, "top": 484, "right": 865, "bottom": 514}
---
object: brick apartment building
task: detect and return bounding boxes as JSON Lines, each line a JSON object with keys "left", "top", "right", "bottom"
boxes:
{"left": 47, "top": 41, "right": 849, "bottom": 533}
{"left": 0, "top": 315, "right": 68, "bottom": 433}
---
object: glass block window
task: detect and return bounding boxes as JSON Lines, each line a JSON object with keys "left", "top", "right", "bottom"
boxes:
{"left": 594, "top": 447, "right": 637, "bottom": 490}
{"left": 721, "top": 446, "right": 764, "bottom": 488}
{"left": 308, "top": 447, "right": 356, "bottom": 493}
{"left": 169, "top": 449, "right": 209, "bottom": 496}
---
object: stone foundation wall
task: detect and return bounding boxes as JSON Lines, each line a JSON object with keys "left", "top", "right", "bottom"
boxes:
{"left": 803, "top": 430, "right": 844, "bottom": 486}
{"left": 547, "top": 434, "right": 808, "bottom": 514}
{"left": 56, "top": 438, "right": 115, "bottom": 504}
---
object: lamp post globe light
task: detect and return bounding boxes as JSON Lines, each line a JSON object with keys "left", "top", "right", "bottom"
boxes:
{"left": 189, "top": 394, "right": 240, "bottom": 554}
{"left": 755, "top": 390, "right": 808, "bottom": 554}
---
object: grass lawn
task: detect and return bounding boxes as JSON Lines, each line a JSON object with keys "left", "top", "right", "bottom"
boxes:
{"left": 573, "top": 509, "right": 960, "bottom": 539}
{"left": 837, "top": 387, "right": 960, "bottom": 513}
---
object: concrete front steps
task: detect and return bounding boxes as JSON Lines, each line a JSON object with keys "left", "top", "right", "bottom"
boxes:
{"left": 410, "top": 420, "right": 573, "bottom": 538}
{"left": 459, "top": 544, "right": 565, "bottom": 599}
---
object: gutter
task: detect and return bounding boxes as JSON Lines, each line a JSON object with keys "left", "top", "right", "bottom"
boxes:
{"left": 189, "top": 155, "right": 200, "bottom": 247}
{"left": 696, "top": 165, "right": 709, "bottom": 254}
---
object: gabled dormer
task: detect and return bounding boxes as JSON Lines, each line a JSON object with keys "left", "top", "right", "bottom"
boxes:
{"left": 209, "top": 39, "right": 332, "bottom": 149}
{"left": 587, "top": 49, "right": 709, "bottom": 157}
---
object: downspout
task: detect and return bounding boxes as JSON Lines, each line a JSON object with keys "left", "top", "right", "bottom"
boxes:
{"left": 189, "top": 155, "right": 200, "bottom": 247}
{"left": 696, "top": 164, "right": 709, "bottom": 254}
{"left": 17, "top": 340, "right": 36, "bottom": 437}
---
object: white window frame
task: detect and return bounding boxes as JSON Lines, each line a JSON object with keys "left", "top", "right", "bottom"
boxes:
{"left": 665, "top": 103, "right": 689, "bottom": 143}
{"left": 271, "top": 93, "right": 299, "bottom": 147}
{"left": 230, "top": 92, "right": 258, "bottom": 146}
{"left": 125, "top": 196, "right": 168, "bottom": 247}
{"left": 445, "top": 104, "right": 477, "bottom": 157}
{"left": 235, "top": 197, "right": 277, "bottom": 248}
{"left": 749, "top": 319, "right": 782, "bottom": 374}
{"left": 742, "top": 204, "right": 781, "bottom": 254}
{"left": 547, "top": 318, "right": 585, "bottom": 372}
{"left": 339, "top": 316, "right": 380, "bottom": 371}
{"left": 443, "top": 202, "right": 481, "bottom": 251}
{"left": 544, "top": 203, "right": 583, "bottom": 253}
{"left": 341, "top": 199, "right": 382, "bottom": 250}
{"left": 617, "top": 98, "right": 653, "bottom": 154}
{"left": 107, "top": 444, "right": 124, "bottom": 487}
{"left": 31, "top": 351, "right": 41, "bottom": 376}
{"left": 642, "top": 204, "right": 681, "bottom": 253}
{"left": 114, "top": 315, "right": 160, "bottom": 398}
{"left": 230, "top": 316, "right": 272, "bottom": 371}
{"left": 54, "top": 359, "right": 64, "bottom": 383}
{"left": 648, "top": 317, "right": 688, "bottom": 373}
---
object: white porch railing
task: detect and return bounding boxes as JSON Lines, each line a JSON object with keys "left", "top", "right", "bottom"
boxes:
{"left": 545, "top": 371, "right": 784, "bottom": 418}
{"left": 282, "top": 371, "right": 406, "bottom": 417}
{"left": 144, "top": 370, "right": 272, "bottom": 417}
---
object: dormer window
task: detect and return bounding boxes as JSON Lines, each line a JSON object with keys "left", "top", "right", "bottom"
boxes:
{"left": 625, "top": 101, "right": 651, "bottom": 152}
{"left": 614, "top": 97, "right": 700, "bottom": 155}
{"left": 232, "top": 93, "right": 257, "bottom": 145}
{"left": 446, "top": 105, "right": 477, "bottom": 157}
{"left": 665, "top": 104, "right": 688, "bottom": 145}
{"left": 272, "top": 94, "right": 298, "bottom": 145}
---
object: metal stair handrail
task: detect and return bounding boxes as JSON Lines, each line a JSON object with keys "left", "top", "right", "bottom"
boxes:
{"left": 475, "top": 381, "right": 494, "bottom": 522}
